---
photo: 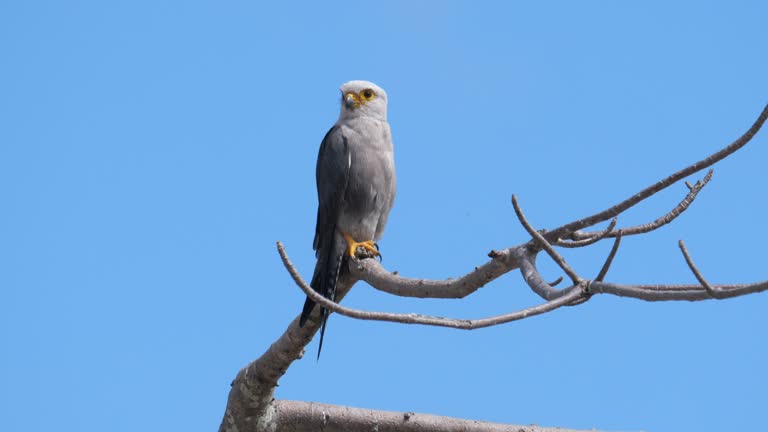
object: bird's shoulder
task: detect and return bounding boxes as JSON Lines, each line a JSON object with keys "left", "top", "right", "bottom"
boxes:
{"left": 318, "top": 125, "right": 349, "bottom": 165}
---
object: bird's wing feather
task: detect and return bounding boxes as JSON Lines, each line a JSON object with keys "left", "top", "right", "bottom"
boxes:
{"left": 300, "top": 125, "right": 350, "bottom": 333}
{"left": 313, "top": 125, "right": 350, "bottom": 254}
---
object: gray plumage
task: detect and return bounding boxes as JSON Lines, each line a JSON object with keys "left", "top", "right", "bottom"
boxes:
{"left": 299, "top": 81, "right": 396, "bottom": 358}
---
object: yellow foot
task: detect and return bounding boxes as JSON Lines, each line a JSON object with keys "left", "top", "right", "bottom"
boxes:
{"left": 342, "top": 232, "right": 380, "bottom": 258}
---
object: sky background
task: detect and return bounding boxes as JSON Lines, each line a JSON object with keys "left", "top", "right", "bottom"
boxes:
{"left": 2, "top": 2, "right": 767, "bottom": 431}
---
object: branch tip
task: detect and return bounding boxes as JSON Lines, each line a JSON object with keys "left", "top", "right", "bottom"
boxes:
{"left": 546, "top": 104, "right": 767, "bottom": 242}
{"left": 548, "top": 276, "right": 564, "bottom": 287}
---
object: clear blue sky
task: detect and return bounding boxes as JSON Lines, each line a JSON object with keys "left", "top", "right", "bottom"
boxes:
{"left": 2, "top": 2, "right": 767, "bottom": 431}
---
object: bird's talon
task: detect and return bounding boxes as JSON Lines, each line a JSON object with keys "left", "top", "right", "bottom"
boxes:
{"left": 342, "top": 233, "right": 381, "bottom": 259}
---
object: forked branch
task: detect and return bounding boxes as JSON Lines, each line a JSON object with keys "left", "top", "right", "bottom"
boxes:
{"left": 544, "top": 104, "right": 768, "bottom": 242}
{"left": 562, "top": 169, "right": 714, "bottom": 244}
{"left": 678, "top": 240, "right": 727, "bottom": 299}
{"left": 278, "top": 242, "right": 586, "bottom": 329}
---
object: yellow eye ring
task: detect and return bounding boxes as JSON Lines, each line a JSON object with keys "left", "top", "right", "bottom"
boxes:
{"left": 360, "top": 89, "right": 375, "bottom": 101}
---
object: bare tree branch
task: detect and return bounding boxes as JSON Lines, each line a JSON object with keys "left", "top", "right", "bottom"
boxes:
{"left": 352, "top": 243, "right": 768, "bottom": 304}
{"left": 554, "top": 217, "right": 617, "bottom": 248}
{"left": 271, "top": 400, "right": 595, "bottom": 432}
{"left": 595, "top": 232, "right": 622, "bottom": 283}
{"left": 678, "top": 239, "right": 726, "bottom": 299}
{"left": 566, "top": 169, "right": 714, "bottom": 242}
{"left": 545, "top": 104, "right": 768, "bottom": 242}
{"left": 512, "top": 194, "right": 583, "bottom": 284}
{"left": 567, "top": 232, "right": 624, "bottom": 306}
{"left": 518, "top": 252, "right": 569, "bottom": 301}
{"left": 219, "top": 269, "right": 358, "bottom": 432}
{"left": 346, "top": 245, "right": 519, "bottom": 299}
{"left": 587, "top": 280, "right": 768, "bottom": 301}
{"left": 278, "top": 242, "right": 586, "bottom": 330}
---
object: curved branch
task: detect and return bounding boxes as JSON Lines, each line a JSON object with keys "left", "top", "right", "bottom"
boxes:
{"left": 348, "top": 246, "right": 521, "bottom": 299}
{"left": 546, "top": 104, "right": 768, "bottom": 242}
{"left": 548, "top": 276, "right": 564, "bottom": 287}
{"left": 518, "top": 252, "right": 571, "bottom": 301}
{"left": 279, "top": 241, "right": 586, "bottom": 329}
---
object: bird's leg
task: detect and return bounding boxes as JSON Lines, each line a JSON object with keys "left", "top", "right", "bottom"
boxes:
{"left": 341, "top": 231, "right": 380, "bottom": 259}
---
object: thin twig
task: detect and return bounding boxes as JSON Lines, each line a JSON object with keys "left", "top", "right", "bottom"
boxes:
{"left": 565, "top": 232, "right": 625, "bottom": 306}
{"left": 568, "top": 169, "right": 714, "bottom": 241}
{"left": 512, "top": 195, "right": 582, "bottom": 284}
{"left": 554, "top": 218, "right": 617, "bottom": 248}
{"left": 545, "top": 105, "right": 768, "bottom": 242}
{"left": 548, "top": 276, "right": 564, "bottom": 287}
{"left": 595, "top": 232, "right": 622, "bottom": 282}
{"left": 278, "top": 241, "right": 585, "bottom": 329}
{"left": 678, "top": 240, "right": 724, "bottom": 298}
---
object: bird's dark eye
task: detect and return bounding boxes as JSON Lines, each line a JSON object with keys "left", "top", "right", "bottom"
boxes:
{"left": 361, "top": 89, "right": 375, "bottom": 100}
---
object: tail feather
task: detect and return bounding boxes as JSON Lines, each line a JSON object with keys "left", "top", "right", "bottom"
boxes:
{"left": 299, "top": 234, "right": 345, "bottom": 359}
{"left": 315, "top": 250, "right": 343, "bottom": 359}
{"left": 317, "top": 309, "right": 329, "bottom": 360}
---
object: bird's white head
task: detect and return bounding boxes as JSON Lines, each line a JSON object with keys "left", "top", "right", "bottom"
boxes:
{"left": 338, "top": 80, "right": 388, "bottom": 121}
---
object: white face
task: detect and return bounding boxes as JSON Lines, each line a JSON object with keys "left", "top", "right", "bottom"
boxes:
{"left": 338, "top": 80, "right": 388, "bottom": 120}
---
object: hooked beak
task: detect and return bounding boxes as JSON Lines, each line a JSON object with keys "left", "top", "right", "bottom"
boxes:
{"left": 344, "top": 92, "right": 360, "bottom": 109}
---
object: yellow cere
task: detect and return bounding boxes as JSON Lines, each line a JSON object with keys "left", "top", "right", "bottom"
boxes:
{"left": 344, "top": 92, "right": 360, "bottom": 108}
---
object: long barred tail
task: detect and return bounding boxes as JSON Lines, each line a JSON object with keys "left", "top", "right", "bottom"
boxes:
{"left": 299, "top": 234, "right": 345, "bottom": 359}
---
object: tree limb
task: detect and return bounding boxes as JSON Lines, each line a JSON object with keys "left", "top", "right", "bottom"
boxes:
{"left": 564, "top": 169, "right": 714, "bottom": 243}
{"left": 218, "top": 271, "right": 358, "bottom": 432}
{"left": 347, "top": 245, "right": 520, "bottom": 299}
{"left": 355, "top": 248, "right": 767, "bottom": 305}
{"left": 545, "top": 104, "right": 768, "bottom": 242}
{"left": 278, "top": 242, "right": 586, "bottom": 330}
{"left": 271, "top": 400, "right": 594, "bottom": 432}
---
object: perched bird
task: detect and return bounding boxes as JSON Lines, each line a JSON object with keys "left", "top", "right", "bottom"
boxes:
{"left": 299, "top": 81, "right": 397, "bottom": 358}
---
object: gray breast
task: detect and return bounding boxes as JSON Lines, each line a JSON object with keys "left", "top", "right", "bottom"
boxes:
{"left": 337, "top": 118, "right": 396, "bottom": 241}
